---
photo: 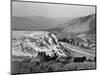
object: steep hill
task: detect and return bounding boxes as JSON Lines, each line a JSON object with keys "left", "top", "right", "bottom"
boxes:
{"left": 63, "top": 14, "right": 96, "bottom": 34}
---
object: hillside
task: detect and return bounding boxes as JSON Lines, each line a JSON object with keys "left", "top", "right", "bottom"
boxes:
{"left": 45, "top": 14, "right": 96, "bottom": 44}
{"left": 46, "top": 14, "right": 96, "bottom": 34}
{"left": 63, "top": 14, "right": 96, "bottom": 34}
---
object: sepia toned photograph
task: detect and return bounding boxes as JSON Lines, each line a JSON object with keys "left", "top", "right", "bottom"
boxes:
{"left": 11, "top": 0, "right": 96, "bottom": 74}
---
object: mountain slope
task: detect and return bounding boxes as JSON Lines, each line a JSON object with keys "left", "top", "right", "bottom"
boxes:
{"left": 45, "top": 14, "right": 96, "bottom": 35}
{"left": 62, "top": 14, "right": 96, "bottom": 34}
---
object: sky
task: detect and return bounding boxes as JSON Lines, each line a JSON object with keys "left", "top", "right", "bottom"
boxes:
{"left": 12, "top": 1, "right": 95, "bottom": 18}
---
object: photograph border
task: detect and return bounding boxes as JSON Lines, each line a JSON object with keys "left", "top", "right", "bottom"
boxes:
{"left": 10, "top": 0, "right": 97, "bottom": 75}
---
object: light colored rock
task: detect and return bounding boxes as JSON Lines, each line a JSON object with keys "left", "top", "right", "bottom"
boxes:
{"left": 12, "top": 31, "right": 67, "bottom": 58}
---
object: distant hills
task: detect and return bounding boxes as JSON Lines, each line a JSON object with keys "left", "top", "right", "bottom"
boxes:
{"left": 12, "top": 14, "right": 96, "bottom": 34}
{"left": 12, "top": 16, "right": 73, "bottom": 30}
{"left": 12, "top": 14, "right": 96, "bottom": 43}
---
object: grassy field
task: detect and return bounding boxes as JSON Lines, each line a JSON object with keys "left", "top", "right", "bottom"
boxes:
{"left": 11, "top": 57, "right": 96, "bottom": 74}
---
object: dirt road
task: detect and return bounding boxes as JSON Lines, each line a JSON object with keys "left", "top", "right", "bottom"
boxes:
{"left": 62, "top": 43, "right": 95, "bottom": 57}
